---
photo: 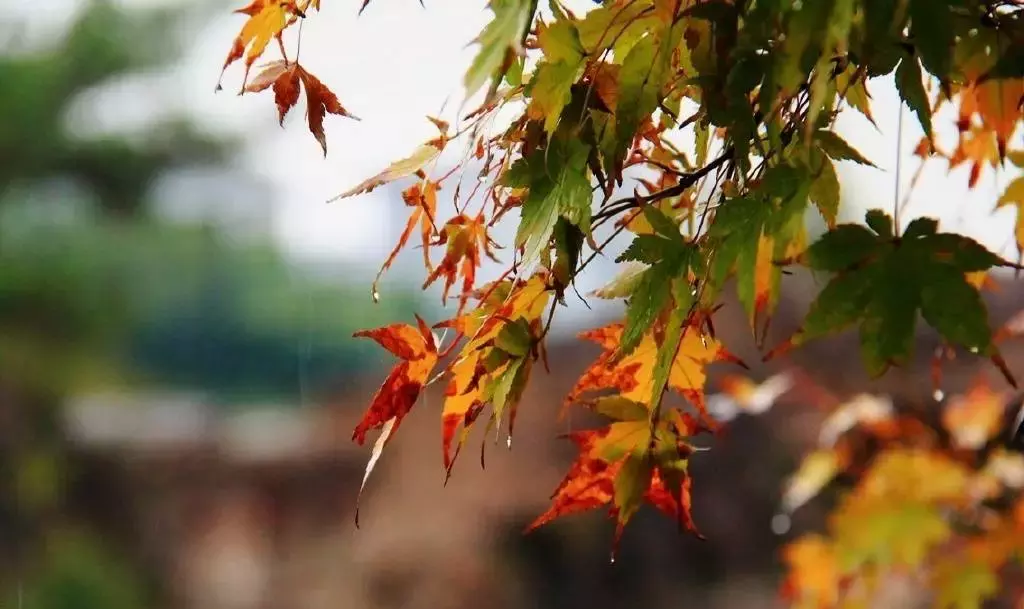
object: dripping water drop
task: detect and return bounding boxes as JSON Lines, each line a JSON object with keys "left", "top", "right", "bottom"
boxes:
{"left": 933, "top": 389, "right": 945, "bottom": 402}
{"left": 609, "top": 554, "right": 616, "bottom": 565}
{"left": 506, "top": 435, "right": 512, "bottom": 449}
{"left": 372, "top": 290, "right": 381, "bottom": 303}
{"left": 771, "top": 513, "right": 791, "bottom": 536}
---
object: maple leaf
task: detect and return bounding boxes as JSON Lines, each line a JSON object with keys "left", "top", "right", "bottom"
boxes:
{"left": 953, "top": 29, "right": 1024, "bottom": 158}
{"left": 330, "top": 118, "right": 449, "bottom": 201}
{"left": 370, "top": 180, "right": 439, "bottom": 298}
{"left": 948, "top": 125, "right": 1000, "bottom": 188}
{"left": 941, "top": 378, "right": 1012, "bottom": 450}
{"left": 464, "top": 0, "right": 537, "bottom": 102}
{"left": 830, "top": 449, "right": 971, "bottom": 571}
{"left": 780, "top": 535, "right": 844, "bottom": 609}
{"left": 775, "top": 210, "right": 1015, "bottom": 384}
{"left": 707, "top": 164, "right": 811, "bottom": 339}
{"left": 439, "top": 273, "right": 551, "bottom": 473}
{"left": 351, "top": 315, "right": 438, "bottom": 445}
{"left": 220, "top": 0, "right": 298, "bottom": 89}
{"left": 525, "top": 410, "right": 703, "bottom": 557}
{"left": 245, "top": 61, "right": 358, "bottom": 155}
{"left": 423, "top": 213, "right": 500, "bottom": 314}
{"left": 566, "top": 319, "right": 740, "bottom": 418}
{"left": 997, "top": 174, "right": 1024, "bottom": 255}
{"left": 932, "top": 554, "right": 1000, "bottom": 609}
{"left": 350, "top": 315, "right": 439, "bottom": 524}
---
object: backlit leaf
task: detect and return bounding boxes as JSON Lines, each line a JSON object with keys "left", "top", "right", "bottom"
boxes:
{"left": 465, "top": 0, "right": 537, "bottom": 101}
{"left": 997, "top": 176, "right": 1024, "bottom": 253}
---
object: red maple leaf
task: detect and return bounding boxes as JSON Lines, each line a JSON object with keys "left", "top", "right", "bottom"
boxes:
{"left": 351, "top": 315, "right": 438, "bottom": 445}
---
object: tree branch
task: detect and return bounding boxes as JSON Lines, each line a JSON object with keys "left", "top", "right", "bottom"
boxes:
{"left": 591, "top": 147, "right": 734, "bottom": 224}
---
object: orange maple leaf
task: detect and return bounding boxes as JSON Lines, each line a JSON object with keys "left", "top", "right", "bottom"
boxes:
{"left": 439, "top": 274, "right": 551, "bottom": 473}
{"left": 780, "top": 535, "right": 845, "bottom": 608}
{"left": 941, "top": 377, "right": 1012, "bottom": 450}
{"left": 423, "top": 213, "right": 500, "bottom": 313}
{"left": 566, "top": 320, "right": 741, "bottom": 418}
{"left": 525, "top": 418, "right": 702, "bottom": 556}
{"left": 957, "top": 76, "right": 1023, "bottom": 160}
{"left": 220, "top": 0, "right": 298, "bottom": 88}
{"left": 246, "top": 61, "right": 358, "bottom": 155}
{"left": 949, "top": 125, "right": 1001, "bottom": 188}
{"left": 351, "top": 315, "right": 438, "bottom": 445}
{"left": 369, "top": 179, "right": 439, "bottom": 295}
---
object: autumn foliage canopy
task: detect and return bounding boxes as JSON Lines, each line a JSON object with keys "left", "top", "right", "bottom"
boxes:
{"left": 216, "top": 0, "right": 1024, "bottom": 605}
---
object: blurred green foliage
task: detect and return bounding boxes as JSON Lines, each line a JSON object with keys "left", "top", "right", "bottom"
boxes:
{"left": 0, "top": 1, "right": 419, "bottom": 606}
{"left": 0, "top": 216, "right": 419, "bottom": 403}
{"left": 0, "top": 0, "right": 231, "bottom": 217}
{"left": 8, "top": 531, "right": 146, "bottom": 609}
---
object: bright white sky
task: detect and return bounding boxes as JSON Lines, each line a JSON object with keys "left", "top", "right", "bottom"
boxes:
{"left": 6, "top": 0, "right": 1024, "bottom": 292}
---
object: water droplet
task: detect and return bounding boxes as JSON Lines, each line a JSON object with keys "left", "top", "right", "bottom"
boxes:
{"left": 372, "top": 290, "right": 380, "bottom": 303}
{"left": 609, "top": 554, "right": 616, "bottom": 565}
{"left": 969, "top": 346, "right": 980, "bottom": 354}
{"left": 771, "top": 513, "right": 791, "bottom": 536}
{"left": 969, "top": 28, "right": 979, "bottom": 37}
{"left": 933, "top": 389, "right": 945, "bottom": 402}
{"left": 506, "top": 435, "right": 512, "bottom": 449}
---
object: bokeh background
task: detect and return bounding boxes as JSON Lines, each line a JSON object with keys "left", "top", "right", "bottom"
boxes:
{"left": 1, "top": 1, "right": 1023, "bottom": 608}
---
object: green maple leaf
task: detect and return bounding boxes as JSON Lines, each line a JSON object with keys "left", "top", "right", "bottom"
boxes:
{"left": 465, "top": 0, "right": 538, "bottom": 101}
{"left": 895, "top": 53, "right": 933, "bottom": 140}
{"left": 616, "top": 206, "right": 700, "bottom": 358}
{"left": 502, "top": 137, "right": 593, "bottom": 270}
{"left": 790, "top": 210, "right": 1011, "bottom": 377}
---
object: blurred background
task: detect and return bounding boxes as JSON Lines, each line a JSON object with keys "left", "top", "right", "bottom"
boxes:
{"left": 0, "top": 1, "right": 1022, "bottom": 609}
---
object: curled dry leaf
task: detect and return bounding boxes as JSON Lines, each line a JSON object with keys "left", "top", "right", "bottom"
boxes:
{"left": 245, "top": 60, "right": 358, "bottom": 155}
{"left": 423, "top": 213, "right": 501, "bottom": 314}
{"left": 371, "top": 180, "right": 439, "bottom": 299}
{"left": 331, "top": 143, "right": 444, "bottom": 201}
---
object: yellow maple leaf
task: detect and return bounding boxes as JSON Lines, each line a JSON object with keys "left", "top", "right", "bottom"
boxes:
{"left": 997, "top": 176, "right": 1024, "bottom": 254}
{"left": 220, "top": 0, "right": 297, "bottom": 88}
{"left": 566, "top": 318, "right": 740, "bottom": 416}
{"left": 781, "top": 535, "right": 843, "bottom": 609}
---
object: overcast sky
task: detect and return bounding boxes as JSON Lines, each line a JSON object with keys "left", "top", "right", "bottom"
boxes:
{"left": 8, "top": 0, "right": 1024, "bottom": 289}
